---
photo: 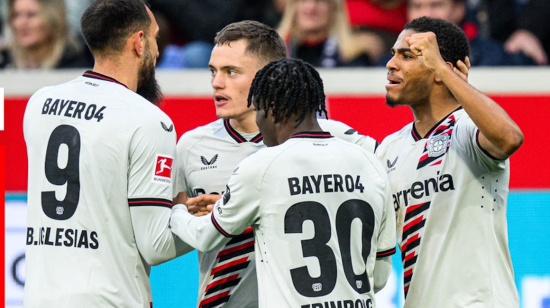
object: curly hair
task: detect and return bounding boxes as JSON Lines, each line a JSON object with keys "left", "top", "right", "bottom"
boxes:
{"left": 405, "top": 17, "right": 470, "bottom": 66}
{"left": 247, "top": 58, "right": 328, "bottom": 127}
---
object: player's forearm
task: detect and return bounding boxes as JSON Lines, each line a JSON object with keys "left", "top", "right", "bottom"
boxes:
{"left": 131, "top": 207, "right": 185, "bottom": 265}
{"left": 373, "top": 256, "right": 392, "bottom": 293}
{"left": 437, "top": 66, "right": 524, "bottom": 159}
{"left": 170, "top": 205, "right": 229, "bottom": 252}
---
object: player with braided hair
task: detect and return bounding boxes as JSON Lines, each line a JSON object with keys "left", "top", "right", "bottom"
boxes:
{"left": 171, "top": 57, "right": 396, "bottom": 308}
{"left": 248, "top": 58, "right": 327, "bottom": 128}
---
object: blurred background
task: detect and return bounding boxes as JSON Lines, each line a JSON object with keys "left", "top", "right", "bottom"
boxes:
{"left": 2, "top": 0, "right": 550, "bottom": 307}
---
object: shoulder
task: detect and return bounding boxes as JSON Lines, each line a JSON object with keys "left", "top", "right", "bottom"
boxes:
{"left": 177, "top": 119, "right": 224, "bottom": 146}
{"left": 376, "top": 123, "right": 412, "bottom": 154}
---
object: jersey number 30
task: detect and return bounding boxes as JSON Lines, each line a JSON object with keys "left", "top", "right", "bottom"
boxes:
{"left": 42, "top": 125, "right": 81, "bottom": 220}
{"left": 285, "top": 200, "right": 375, "bottom": 297}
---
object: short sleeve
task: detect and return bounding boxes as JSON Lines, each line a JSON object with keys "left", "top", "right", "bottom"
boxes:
{"left": 453, "top": 116, "right": 506, "bottom": 172}
{"left": 376, "top": 175, "right": 397, "bottom": 258}
{"left": 128, "top": 115, "right": 176, "bottom": 204}
{"left": 173, "top": 135, "right": 190, "bottom": 198}
{"left": 211, "top": 155, "right": 263, "bottom": 237}
{"left": 319, "top": 119, "right": 379, "bottom": 154}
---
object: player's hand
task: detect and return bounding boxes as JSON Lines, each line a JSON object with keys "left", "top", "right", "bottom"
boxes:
{"left": 454, "top": 56, "right": 471, "bottom": 82}
{"left": 186, "top": 194, "right": 220, "bottom": 216}
{"left": 406, "top": 32, "right": 446, "bottom": 73}
{"left": 173, "top": 191, "right": 189, "bottom": 206}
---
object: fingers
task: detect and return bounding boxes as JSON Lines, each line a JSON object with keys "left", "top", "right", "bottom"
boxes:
{"left": 193, "top": 211, "right": 210, "bottom": 217}
{"left": 173, "top": 192, "right": 188, "bottom": 205}
{"left": 453, "top": 58, "right": 470, "bottom": 82}
{"left": 186, "top": 194, "right": 221, "bottom": 206}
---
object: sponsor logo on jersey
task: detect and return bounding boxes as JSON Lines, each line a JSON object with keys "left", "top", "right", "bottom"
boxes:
{"left": 160, "top": 121, "right": 173, "bottom": 132}
{"left": 200, "top": 154, "right": 218, "bottom": 170}
{"left": 427, "top": 134, "right": 450, "bottom": 157}
{"left": 392, "top": 172, "right": 455, "bottom": 210}
{"left": 387, "top": 156, "right": 398, "bottom": 172}
{"left": 153, "top": 155, "right": 173, "bottom": 184}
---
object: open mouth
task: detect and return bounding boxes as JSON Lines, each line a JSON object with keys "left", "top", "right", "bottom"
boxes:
{"left": 214, "top": 95, "right": 229, "bottom": 102}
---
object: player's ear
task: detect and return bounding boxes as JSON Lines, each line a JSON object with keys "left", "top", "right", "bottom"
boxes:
{"left": 434, "top": 61, "right": 454, "bottom": 83}
{"left": 133, "top": 30, "right": 145, "bottom": 57}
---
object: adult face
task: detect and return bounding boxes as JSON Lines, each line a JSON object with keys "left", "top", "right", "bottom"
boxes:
{"left": 137, "top": 7, "right": 162, "bottom": 104}
{"left": 295, "top": 0, "right": 332, "bottom": 36}
{"left": 11, "top": 0, "right": 48, "bottom": 49}
{"left": 209, "top": 39, "right": 263, "bottom": 122}
{"left": 385, "top": 29, "right": 433, "bottom": 107}
{"left": 407, "top": 0, "right": 463, "bottom": 25}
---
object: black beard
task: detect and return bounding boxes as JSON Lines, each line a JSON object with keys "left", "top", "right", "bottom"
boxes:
{"left": 137, "top": 50, "right": 163, "bottom": 105}
{"left": 385, "top": 94, "right": 398, "bottom": 108}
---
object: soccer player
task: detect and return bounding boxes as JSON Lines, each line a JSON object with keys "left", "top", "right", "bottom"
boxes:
{"left": 23, "top": 1, "right": 189, "bottom": 307}
{"left": 375, "top": 17, "right": 524, "bottom": 307}
{"left": 172, "top": 20, "right": 379, "bottom": 308}
{"left": 171, "top": 58, "right": 396, "bottom": 308}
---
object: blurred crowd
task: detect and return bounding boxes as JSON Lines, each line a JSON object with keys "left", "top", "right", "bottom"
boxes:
{"left": 0, "top": 0, "right": 548, "bottom": 70}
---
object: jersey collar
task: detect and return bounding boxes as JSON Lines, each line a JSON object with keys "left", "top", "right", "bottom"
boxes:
{"left": 411, "top": 107, "right": 462, "bottom": 141}
{"left": 83, "top": 70, "right": 129, "bottom": 89}
{"left": 291, "top": 131, "right": 333, "bottom": 139}
{"left": 223, "top": 119, "right": 263, "bottom": 144}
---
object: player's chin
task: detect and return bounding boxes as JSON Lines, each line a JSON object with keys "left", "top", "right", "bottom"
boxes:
{"left": 385, "top": 94, "right": 401, "bottom": 108}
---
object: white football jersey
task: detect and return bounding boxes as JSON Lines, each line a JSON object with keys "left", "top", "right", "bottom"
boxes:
{"left": 375, "top": 108, "right": 519, "bottom": 308}
{"left": 173, "top": 118, "right": 379, "bottom": 308}
{"left": 23, "top": 71, "right": 185, "bottom": 308}
{"left": 208, "top": 132, "right": 395, "bottom": 308}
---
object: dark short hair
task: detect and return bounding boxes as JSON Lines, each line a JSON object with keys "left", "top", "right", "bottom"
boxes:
{"left": 405, "top": 17, "right": 469, "bottom": 66}
{"left": 81, "top": 0, "right": 151, "bottom": 55}
{"left": 248, "top": 58, "right": 327, "bottom": 127}
{"left": 214, "top": 20, "right": 287, "bottom": 65}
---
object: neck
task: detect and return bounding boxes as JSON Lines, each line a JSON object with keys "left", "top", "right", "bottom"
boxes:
{"left": 92, "top": 54, "right": 139, "bottom": 91}
{"left": 229, "top": 111, "right": 259, "bottom": 133}
{"left": 300, "top": 30, "right": 328, "bottom": 43}
{"left": 275, "top": 115, "right": 322, "bottom": 145}
{"left": 22, "top": 43, "right": 54, "bottom": 68}
{"left": 411, "top": 97, "right": 460, "bottom": 137}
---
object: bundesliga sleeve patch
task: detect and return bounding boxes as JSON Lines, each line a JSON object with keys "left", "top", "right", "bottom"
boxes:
{"left": 153, "top": 154, "right": 173, "bottom": 184}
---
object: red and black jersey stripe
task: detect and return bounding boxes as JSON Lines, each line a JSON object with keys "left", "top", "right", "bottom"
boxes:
{"left": 128, "top": 198, "right": 172, "bottom": 208}
{"left": 376, "top": 247, "right": 397, "bottom": 258}
{"left": 83, "top": 70, "right": 129, "bottom": 89}
{"left": 411, "top": 107, "right": 461, "bottom": 141}
{"left": 223, "top": 119, "right": 263, "bottom": 144}
{"left": 291, "top": 131, "right": 332, "bottom": 139}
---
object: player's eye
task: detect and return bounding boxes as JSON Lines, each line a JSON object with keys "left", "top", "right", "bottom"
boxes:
{"left": 228, "top": 70, "right": 237, "bottom": 76}
{"left": 210, "top": 69, "right": 216, "bottom": 76}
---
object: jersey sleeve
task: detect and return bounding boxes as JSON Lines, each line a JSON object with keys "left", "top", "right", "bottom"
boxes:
{"left": 128, "top": 114, "right": 193, "bottom": 264}
{"left": 454, "top": 116, "right": 506, "bottom": 172}
{"left": 318, "top": 119, "right": 379, "bottom": 154}
{"left": 376, "top": 175, "right": 397, "bottom": 259}
{"left": 173, "top": 134, "right": 191, "bottom": 198}
{"left": 210, "top": 154, "right": 263, "bottom": 237}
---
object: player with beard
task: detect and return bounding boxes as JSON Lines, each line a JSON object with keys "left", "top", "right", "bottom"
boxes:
{"left": 171, "top": 58, "right": 396, "bottom": 308}
{"left": 376, "top": 17, "right": 523, "bottom": 307}
{"left": 23, "top": 0, "right": 190, "bottom": 307}
{"left": 171, "top": 21, "right": 384, "bottom": 308}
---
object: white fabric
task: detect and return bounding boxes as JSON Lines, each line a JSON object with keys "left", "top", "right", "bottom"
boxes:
{"left": 23, "top": 74, "right": 188, "bottom": 308}
{"left": 376, "top": 108, "right": 519, "bottom": 308}
{"left": 173, "top": 134, "right": 395, "bottom": 308}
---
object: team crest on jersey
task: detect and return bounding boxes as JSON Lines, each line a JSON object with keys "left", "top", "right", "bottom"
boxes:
{"left": 427, "top": 134, "right": 450, "bottom": 158}
{"left": 153, "top": 154, "right": 173, "bottom": 184}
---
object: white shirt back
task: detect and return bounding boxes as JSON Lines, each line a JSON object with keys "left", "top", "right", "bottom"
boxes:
{"left": 210, "top": 132, "right": 395, "bottom": 308}
{"left": 23, "top": 72, "right": 179, "bottom": 308}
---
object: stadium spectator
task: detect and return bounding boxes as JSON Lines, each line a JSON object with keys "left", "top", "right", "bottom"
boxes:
{"left": 148, "top": 0, "right": 283, "bottom": 68}
{"left": 345, "top": 0, "right": 408, "bottom": 65}
{"left": 171, "top": 20, "right": 380, "bottom": 308}
{"left": 0, "top": 0, "right": 92, "bottom": 69}
{"left": 171, "top": 58, "right": 396, "bottom": 308}
{"left": 376, "top": 17, "right": 523, "bottom": 307}
{"left": 278, "top": 0, "right": 376, "bottom": 67}
{"left": 470, "top": 0, "right": 549, "bottom": 65}
{"left": 23, "top": 0, "right": 190, "bottom": 306}
{"left": 406, "top": 0, "right": 535, "bottom": 65}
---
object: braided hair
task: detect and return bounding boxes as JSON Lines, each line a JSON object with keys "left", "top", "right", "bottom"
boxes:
{"left": 247, "top": 58, "right": 328, "bottom": 127}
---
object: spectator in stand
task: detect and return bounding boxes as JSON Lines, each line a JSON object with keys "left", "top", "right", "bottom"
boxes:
{"left": 0, "top": 0, "right": 92, "bottom": 69}
{"left": 149, "top": 0, "right": 283, "bottom": 69}
{"left": 345, "top": 0, "right": 408, "bottom": 64}
{"left": 278, "top": 0, "right": 374, "bottom": 67}
{"left": 406, "top": 0, "right": 535, "bottom": 66}
{"left": 471, "top": 0, "right": 549, "bottom": 65}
